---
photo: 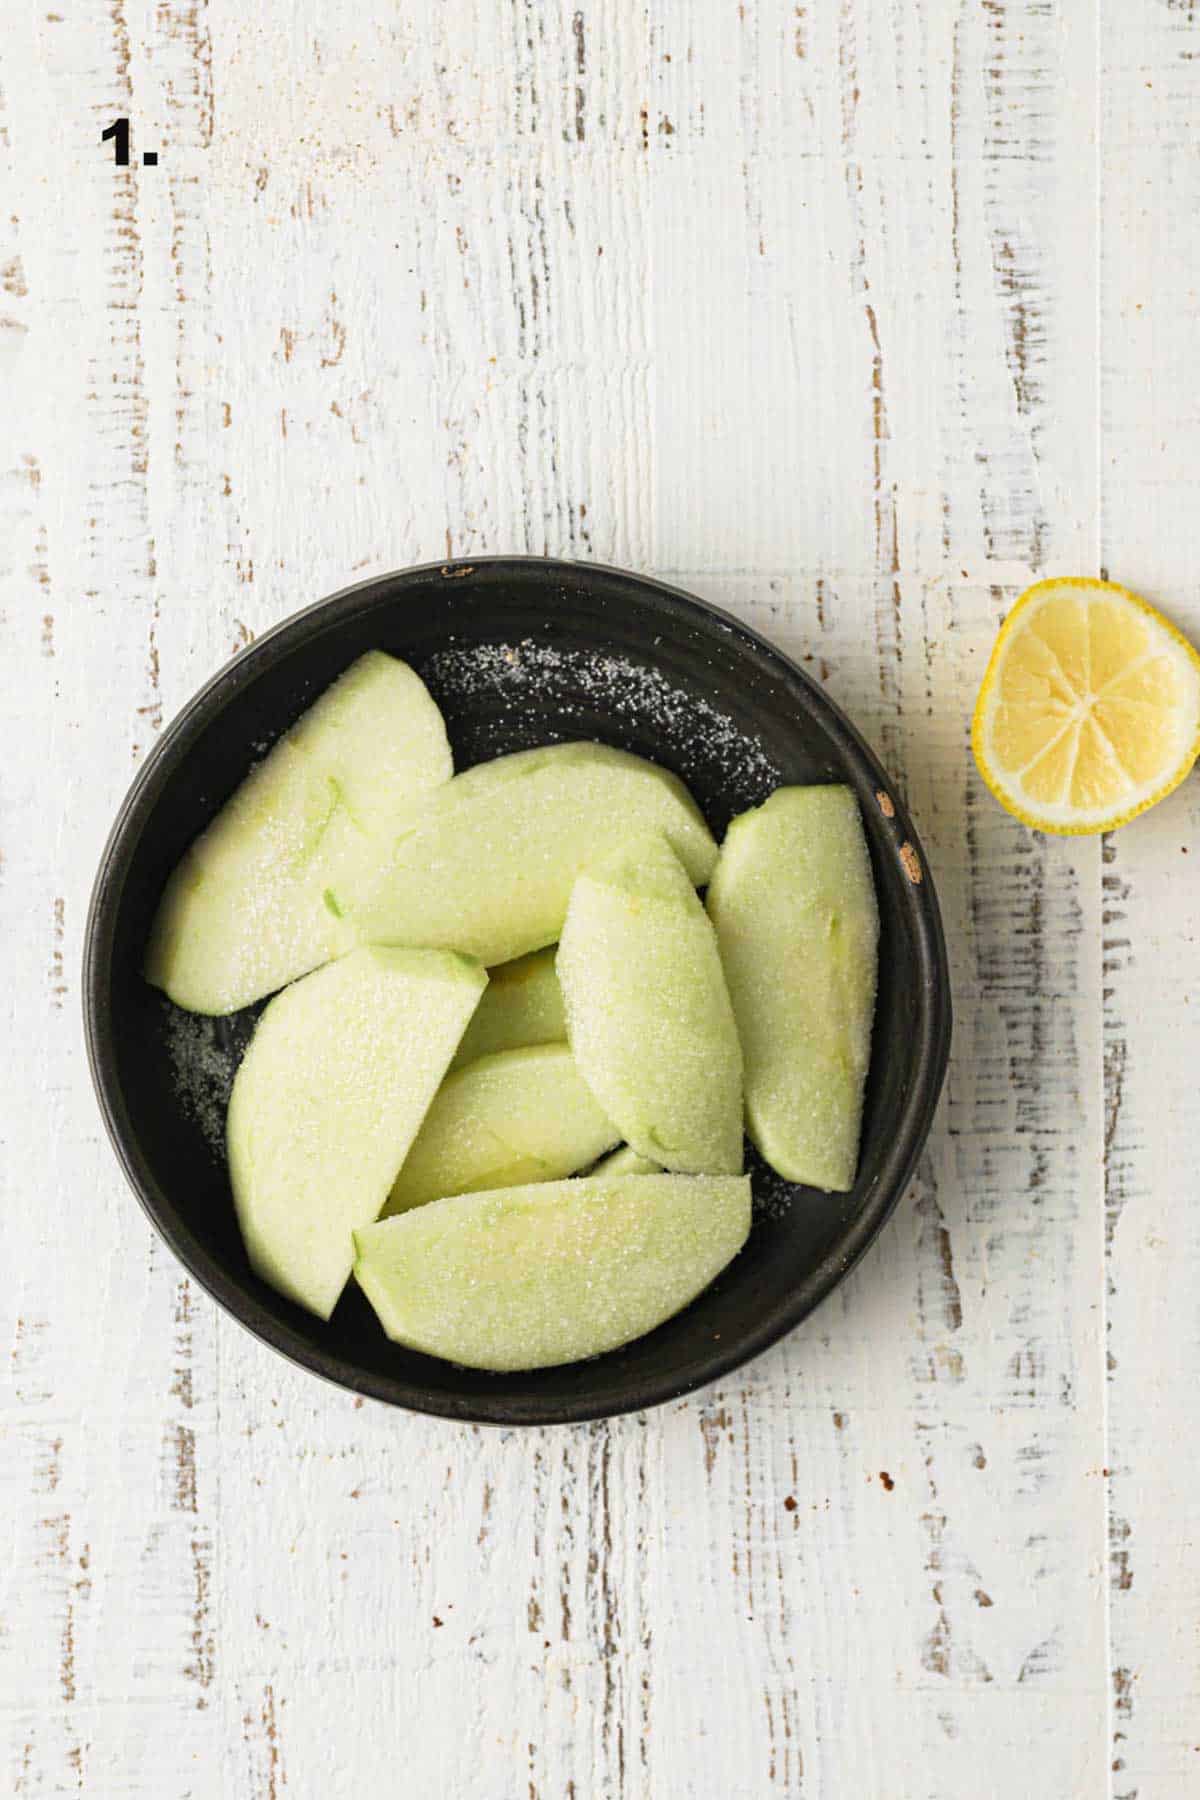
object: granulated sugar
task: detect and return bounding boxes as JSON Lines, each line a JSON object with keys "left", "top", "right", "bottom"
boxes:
{"left": 420, "top": 639, "right": 781, "bottom": 813}
{"left": 747, "top": 1154, "right": 809, "bottom": 1222}
{"left": 164, "top": 1005, "right": 244, "bottom": 1160}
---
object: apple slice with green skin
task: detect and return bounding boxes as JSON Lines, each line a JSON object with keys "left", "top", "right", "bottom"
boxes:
{"left": 383, "top": 1043, "right": 619, "bottom": 1215}
{"left": 228, "top": 944, "right": 486, "bottom": 1319}
{"left": 706, "top": 785, "right": 879, "bottom": 1192}
{"left": 589, "top": 1145, "right": 663, "bottom": 1177}
{"left": 350, "top": 742, "right": 717, "bottom": 969}
{"left": 145, "top": 651, "right": 453, "bottom": 1015}
{"left": 556, "top": 832, "right": 743, "bottom": 1175}
{"left": 355, "top": 1173, "right": 751, "bottom": 1371}
{"left": 449, "top": 946, "right": 565, "bottom": 1071}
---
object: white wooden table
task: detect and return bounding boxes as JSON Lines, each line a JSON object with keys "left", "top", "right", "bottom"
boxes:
{"left": 5, "top": 3, "right": 1198, "bottom": 1794}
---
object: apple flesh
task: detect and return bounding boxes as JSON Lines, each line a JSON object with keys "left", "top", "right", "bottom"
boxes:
{"left": 449, "top": 946, "right": 565, "bottom": 1071}
{"left": 556, "top": 832, "right": 743, "bottom": 1175}
{"left": 227, "top": 944, "right": 486, "bottom": 1319}
{"left": 589, "top": 1145, "right": 662, "bottom": 1177}
{"left": 706, "top": 785, "right": 879, "bottom": 1192}
{"left": 384, "top": 1043, "right": 619, "bottom": 1215}
{"left": 350, "top": 742, "right": 717, "bottom": 968}
{"left": 145, "top": 652, "right": 453, "bottom": 1014}
{"left": 354, "top": 1173, "right": 752, "bottom": 1371}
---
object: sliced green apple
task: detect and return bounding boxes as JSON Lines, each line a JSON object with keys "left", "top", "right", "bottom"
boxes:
{"left": 556, "top": 832, "right": 743, "bottom": 1175}
{"left": 354, "top": 1173, "right": 752, "bottom": 1371}
{"left": 228, "top": 944, "right": 486, "bottom": 1319}
{"left": 449, "top": 946, "right": 565, "bottom": 1071}
{"left": 145, "top": 651, "right": 453, "bottom": 1014}
{"left": 350, "top": 742, "right": 717, "bottom": 968}
{"left": 706, "top": 785, "right": 879, "bottom": 1192}
{"left": 384, "top": 1043, "right": 619, "bottom": 1215}
{"left": 589, "top": 1145, "right": 663, "bottom": 1177}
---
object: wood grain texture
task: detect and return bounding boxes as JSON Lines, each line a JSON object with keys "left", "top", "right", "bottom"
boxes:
{"left": 1100, "top": 3, "right": 1200, "bottom": 1794}
{"left": 2, "top": 2, "right": 1195, "bottom": 1795}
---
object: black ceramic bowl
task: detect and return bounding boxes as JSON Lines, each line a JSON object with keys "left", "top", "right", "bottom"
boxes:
{"left": 84, "top": 558, "right": 951, "bottom": 1425}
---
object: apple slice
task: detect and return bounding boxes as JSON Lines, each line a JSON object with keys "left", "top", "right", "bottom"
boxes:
{"left": 350, "top": 742, "right": 717, "bottom": 968}
{"left": 556, "top": 832, "right": 743, "bottom": 1175}
{"left": 449, "top": 946, "right": 565, "bottom": 1071}
{"left": 706, "top": 785, "right": 879, "bottom": 1192}
{"left": 590, "top": 1145, "right": 663, "bottom": 1177}
{"left": 145, "top": 651, "right": 453, "bottom": 1014}
{"left": 354, "top": 1173, "right": 752, "bottom": 1371}
{"left": 384, "top": 1043, "right": 619, "bottom": 1215}
{"left": 228, "top": 944, "right": 486, "bottom": 1319}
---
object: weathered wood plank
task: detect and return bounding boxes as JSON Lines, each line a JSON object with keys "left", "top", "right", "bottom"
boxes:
{"left": 2, "top": 3, "right": 225, "bottom": 1794}
{"left": 1100, "top": 2, "right": 1200, "bottom": 1793}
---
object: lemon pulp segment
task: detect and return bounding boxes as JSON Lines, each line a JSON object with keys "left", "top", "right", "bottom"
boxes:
{"left": 972, "top": 578, "right": 1200, "bottom": 834}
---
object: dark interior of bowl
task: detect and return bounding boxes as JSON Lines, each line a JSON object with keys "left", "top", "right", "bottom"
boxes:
{"left": 86, "top": 559, "right": 950, "bottom": 1424}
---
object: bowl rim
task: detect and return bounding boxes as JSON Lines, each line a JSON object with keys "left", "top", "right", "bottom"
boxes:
{"left": 83, "top": 555, "right": 952, "bottom": 1426}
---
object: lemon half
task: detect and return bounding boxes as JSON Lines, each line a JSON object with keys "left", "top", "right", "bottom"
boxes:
{"left": 972, "top": 578, "right": 1200, "bottom": 835}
